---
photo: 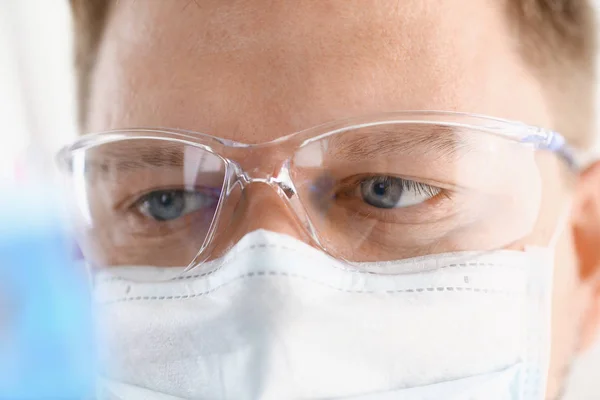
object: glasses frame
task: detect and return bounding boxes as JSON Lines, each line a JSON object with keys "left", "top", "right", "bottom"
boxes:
{"left": 57, "top": 111, "right": 578, "bottom": 274}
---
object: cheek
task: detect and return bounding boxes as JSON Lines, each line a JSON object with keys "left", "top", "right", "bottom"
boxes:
{"left": 546, "top": 230, "right": 587, "bottom": 398}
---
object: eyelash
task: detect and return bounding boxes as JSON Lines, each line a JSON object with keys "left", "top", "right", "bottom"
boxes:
{"left": 329, "top": 175, "right": 455, "bottom": 223}
{"left": 117, "top": 186, "right": 214, "bottom": 212}
{"left": 335, "top": 176, "right": 444, "bottom": 199}
{"left": 376, "top": 177, "right": 441, "bottom": 198}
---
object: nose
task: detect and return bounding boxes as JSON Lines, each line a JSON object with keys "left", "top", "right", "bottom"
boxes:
{"left": 208, "top": 182, "right": 311, "bottom": 258}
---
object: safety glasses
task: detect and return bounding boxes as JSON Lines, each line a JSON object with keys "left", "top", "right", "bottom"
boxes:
{"left": 57, "top": 111, "right": 577, "bottom": 281}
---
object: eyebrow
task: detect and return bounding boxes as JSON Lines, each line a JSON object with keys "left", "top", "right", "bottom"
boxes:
{"left": 325, "top": 124, "right": 471, "bottom": 161}
{"left": 77, "top": 124, "right": 473, "bottom": 176}
{"left": 80, "top": 145, "right": 187, "bottom": 176}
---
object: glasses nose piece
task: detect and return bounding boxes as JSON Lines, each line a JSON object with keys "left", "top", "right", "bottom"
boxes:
{"left": 231, "top": 160, "right": 297, "bottom": 199}
{"left": 281, "top": 185, "right": 295, "bottom": 199}
{"left": 203, "top": 179, "right": 311, "bottom": 260}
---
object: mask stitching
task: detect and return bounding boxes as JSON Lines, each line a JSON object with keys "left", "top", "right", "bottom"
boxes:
{"left": 521, "top": 270, "right": 550, "bottom": 398}
{"left": 98, "top": 243, "right": 517, "bottom": 283}
{"left": 98, "top": 270, "right": 526, "bottom": 304}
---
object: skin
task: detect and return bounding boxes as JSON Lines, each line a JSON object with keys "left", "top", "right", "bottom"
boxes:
{"left": 85, "top": 0, "right": 600, "bottom": 397}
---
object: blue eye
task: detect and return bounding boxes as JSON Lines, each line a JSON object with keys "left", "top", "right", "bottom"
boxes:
{"left": 360, "top": 177, "right": 440, "bottom": 209}
{"left": 138, "top": 190, "right": 218, "bottom": 221}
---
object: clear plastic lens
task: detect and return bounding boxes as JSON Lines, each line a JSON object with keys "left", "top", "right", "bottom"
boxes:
{"left": 66, "top": 139, "right": 226, "bottom": 274}
{"left": 291, "top": 123, "right": 542, "bottom": 261}
{"left": 62, "top": 121, "right": 552, "bottom": 280}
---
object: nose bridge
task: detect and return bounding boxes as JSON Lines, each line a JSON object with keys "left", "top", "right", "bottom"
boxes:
{"left": 209, "top": 180, "right": 310, "bottom": 259}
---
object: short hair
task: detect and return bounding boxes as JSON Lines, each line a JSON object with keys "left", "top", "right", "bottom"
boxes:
{"left": 69, "top": 0, "right": 597, "bottom": 148}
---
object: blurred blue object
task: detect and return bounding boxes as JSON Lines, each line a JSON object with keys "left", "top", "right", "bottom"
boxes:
{"left": 0, "top": 187, "right": 95, "bottom": 399}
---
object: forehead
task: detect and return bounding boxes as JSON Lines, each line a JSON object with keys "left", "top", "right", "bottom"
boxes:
{"left": 87, "top": 0, "right": 550, "bottom": 142}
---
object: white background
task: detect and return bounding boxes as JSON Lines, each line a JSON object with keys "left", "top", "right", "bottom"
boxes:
{"left": 0, "top": 1, "right": 598, "bottom": 397}
{"left": 0, "top": 0, "right": 76, "bottom": 183}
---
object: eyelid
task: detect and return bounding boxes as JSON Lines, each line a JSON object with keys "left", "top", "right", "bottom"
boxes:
{"left": 328, "top": 170, "right": 465, "bottom": 192}
{"left": 391, "top": 178, "right": 441, "bottom": 199}
{"left": 346, "top": 189, "right": 456, "bottom": 224}
{"left": 332, "top": 175, "right": 453, "bottom": 218}
{"left": 360, "top": 177, "right": 444, "bottom": 208}
{"left": 335, "top": 175, "right": 444, "bottom": 195}
{"left": 118, "top": 186, "right": 220, "bottom": 211}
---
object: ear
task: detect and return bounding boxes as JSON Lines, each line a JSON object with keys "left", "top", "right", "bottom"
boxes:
{"left": 572, "top": 160, "right": 600, "bottom": 351}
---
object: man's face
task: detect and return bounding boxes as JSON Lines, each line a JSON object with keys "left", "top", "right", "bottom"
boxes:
{"left": 86, "top": 0, "right": 599, "bottom": 397}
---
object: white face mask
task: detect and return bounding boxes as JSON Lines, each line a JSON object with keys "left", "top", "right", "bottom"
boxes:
{"left": 94, "top": 229, "right": 553, "bottom": 400}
